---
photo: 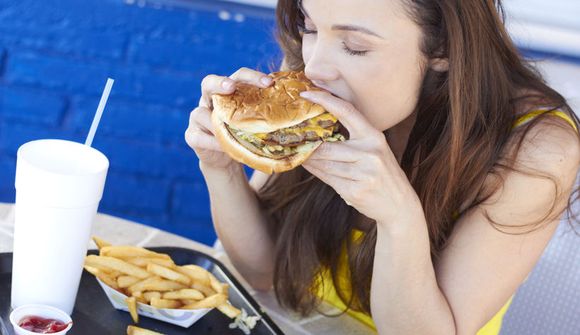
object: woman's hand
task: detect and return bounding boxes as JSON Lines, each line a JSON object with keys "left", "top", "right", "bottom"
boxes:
{"left": 300, "top": 91, "right": 423, "bottom": 225}
{"left": 185, "top": 68, "right": 273, "bottom": 172}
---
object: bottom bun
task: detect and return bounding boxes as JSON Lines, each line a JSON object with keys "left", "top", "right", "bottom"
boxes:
{"left": 212, "top": 111, "right": 321, "bottom": 174}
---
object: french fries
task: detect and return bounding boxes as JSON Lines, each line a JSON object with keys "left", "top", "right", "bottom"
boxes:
{"left": 126, "top": 296, "right": 139, "bottom": 323}
{"left": 85, "top": 237, "right": 242, "bottom": 324}
{"left": 127, "top": 276, "right": 187, "bottom": 295}
{"left": 92, "top": 236, "right": 112, "bottom": 249}
{"left": 85, "top": 255, "right": 151, "bottom": 279}
{"left": 162, "top": 288, "right": 204, "bottom": 300}
{"left": 143, "top": 291, "right": 162, "bottom": 303}
{"left": 127, "top": 325, "right": 164, "bottom": 335}
{"left": 218, "top": 301, "right": 243, "bottom": 319}
{"left": 100, "top": 246, "right": 171, "bottom": 260}
{"left": 146, "top": 263, "right": 191, "bottom": 286}
{"left": 175, "top": 265, "right": 211, "bottom": 286}
{"left": 182, "top": 293, "right": 227, "bottom": 310}
{"left": 118, "top": 275, "right": 141, "bottom": 288}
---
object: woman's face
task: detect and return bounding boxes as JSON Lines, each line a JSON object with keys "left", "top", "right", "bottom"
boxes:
{"left": 300, "top": 0, "right": 427, "bottom": 131}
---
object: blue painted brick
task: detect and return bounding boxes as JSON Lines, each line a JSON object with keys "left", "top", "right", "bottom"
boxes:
{"left": 90, "top": 137, "right": 202, "bottom": 180}
{"left": 0, "top": 27, "right": 127, "bottom": 61}
{"left": 0, "top": 0, "right": 235, "bottom": 41}
{"left": 5, "top": 53, "right": 114, "bottom": 96}
{"left": 0, "top": 86, "right": 66, "bottom": 126}
{"left": 0, "top": 121, "right": 82, "bottom": 155}
{"left": 171, "top": 181, "right": 211, "bottom": 220}
{"left": 91, "top": 138, "right": 167, "bottom": 178}
{"left": 0, "top": 156, "right": 17, "bottom": 202}
{"left": 160, "top": 147, "right": 203, "bottom": 180}
{"left": 127, "top": 18, "right": 278, "bottom": 74}
{"left": 0, "top": 0, "right": 278, "bottom": 243}
{"left": 100, "top": 172, "right": 170, "bottom": 215}
{"left": 134, "top": 70, "right": 202, "bottom": 107}
{"left": 0, "top": 47, "right": 5, "bottom": 68}
{"left": 68, "top": 96, "right": 191, "bottom": 145}
{"left": 128, "top": 37, "right": 222, "bottom": 73}
{"left": 5, "top": 53, "right": 203, "bottom": 107}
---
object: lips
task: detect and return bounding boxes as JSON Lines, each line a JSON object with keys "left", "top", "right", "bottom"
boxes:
{"left": 309, "top": 80, "right": 346, "bottom": 101}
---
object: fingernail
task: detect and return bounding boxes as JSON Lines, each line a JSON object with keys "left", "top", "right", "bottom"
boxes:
{"left": 222, "top": 80, "right": 234, "bottom": 90}
{"left": 260, "top": 76, "right": 272, "bottom": 86}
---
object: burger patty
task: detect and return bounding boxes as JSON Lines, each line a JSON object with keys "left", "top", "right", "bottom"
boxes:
{"left": 225, "top": 115, "right": 345, "bottom": 159}
{"left": 286, "top": 119, "right": 335, "bottom": 129}
{"left": 265, "top": 123, "right": 339, "bottom": 146}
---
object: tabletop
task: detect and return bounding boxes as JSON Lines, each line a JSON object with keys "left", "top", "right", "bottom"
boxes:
{"left": 0, "top": 202, "right": 372, "bottom": 335}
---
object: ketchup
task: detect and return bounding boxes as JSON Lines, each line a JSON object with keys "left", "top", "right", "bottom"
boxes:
{"left": 18, "top": 315, "right": 71, "bottom": 334}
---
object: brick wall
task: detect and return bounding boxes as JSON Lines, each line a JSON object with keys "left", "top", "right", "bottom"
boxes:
{"left": 0, "top": 0, "right": 281, "bottom": 245}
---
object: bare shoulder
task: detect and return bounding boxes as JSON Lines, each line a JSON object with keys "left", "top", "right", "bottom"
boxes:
{"left": 510, "top": 91, "right": 580, "bottom": 172}
{"left": 435, "top": 112, "right": 580, "bottom": 333}
{"left": 480, "top": 112, "right": 580, "bottom": 227}
{"left": 510, "top": 112, "right": 580, "bottom": 178}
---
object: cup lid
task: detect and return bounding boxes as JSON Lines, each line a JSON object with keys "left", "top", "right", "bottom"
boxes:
{"left": 15, "top": 139, "right": 109, "bottom": 207}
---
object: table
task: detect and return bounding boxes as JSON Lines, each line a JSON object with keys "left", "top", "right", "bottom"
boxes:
{"left": 0, "top": 203, "right": 372, "bottom": 335}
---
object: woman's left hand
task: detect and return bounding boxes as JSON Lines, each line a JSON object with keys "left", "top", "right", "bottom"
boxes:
{"left": 300, "top": 90, "right": 422, "bottom": 225}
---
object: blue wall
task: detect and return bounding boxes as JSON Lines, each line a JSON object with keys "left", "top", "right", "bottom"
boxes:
{"left": 0, "top": 0, "right": 281, "bottom": 245}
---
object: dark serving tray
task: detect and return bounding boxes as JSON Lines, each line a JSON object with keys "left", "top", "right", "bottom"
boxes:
{"left": 0, "top": 247, "right": 284, "bottom": 335}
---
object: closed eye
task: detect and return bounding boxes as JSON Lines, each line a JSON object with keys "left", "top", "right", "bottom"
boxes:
{"left": 342, "top": 42, "right": 369, "bottom": 56}
{"left": 299, "top": 27, "right": 369, "bottom": 56}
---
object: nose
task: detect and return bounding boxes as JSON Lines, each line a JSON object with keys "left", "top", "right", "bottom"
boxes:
{"left": 303, "top": 43, "right": 340, "bottom": 86}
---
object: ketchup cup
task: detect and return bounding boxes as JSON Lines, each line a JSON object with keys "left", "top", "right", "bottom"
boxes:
{"left": 9, "top": 304, "right": 73, "bottom": 335}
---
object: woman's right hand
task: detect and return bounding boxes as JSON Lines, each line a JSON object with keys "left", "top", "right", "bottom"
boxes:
{"left": 185, "top": 68, "right": 274, "bottom": 173}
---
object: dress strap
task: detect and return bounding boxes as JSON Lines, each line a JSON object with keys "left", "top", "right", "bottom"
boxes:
{"left": 513, "top": 109, "right": 578, "bottom": 132}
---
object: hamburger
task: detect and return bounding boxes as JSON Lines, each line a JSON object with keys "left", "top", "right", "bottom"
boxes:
{"left": 211, "top": 71, "right": 346, "bottom": 174}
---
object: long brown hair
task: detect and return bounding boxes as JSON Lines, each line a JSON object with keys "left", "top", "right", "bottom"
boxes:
{"left": 257, "top": 0, "right": 580, "bottom": 316}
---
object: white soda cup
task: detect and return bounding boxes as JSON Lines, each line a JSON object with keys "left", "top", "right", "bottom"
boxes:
{"left": 11, "top": 139, "right": 109, "bottom": 315}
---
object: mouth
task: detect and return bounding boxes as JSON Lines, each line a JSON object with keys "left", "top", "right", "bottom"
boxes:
{"left": 308, "top": 80, "right": 350, "bottom": 103}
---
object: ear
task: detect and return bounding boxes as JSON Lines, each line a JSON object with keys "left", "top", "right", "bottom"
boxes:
{"left": 429, "top": 58, "right": 449, "bottom": 72}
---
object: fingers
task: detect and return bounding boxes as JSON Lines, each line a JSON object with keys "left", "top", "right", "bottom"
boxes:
{"left": 184, "top": 127, "right": 223, "bottom": 152}
{"left": 299, "top": 91, "right": 378, "bottom": 141}
{"left": 200, "top": 75, "right": 236, "bottom": 108}
{"left": 230, "top": 67, "right": 273, "bottom": 87}
{"left": 308, "top": 142, "right": 359, "bottom": 162}
{"left": 186, "top": 106, "right": 222, "bottom": 151}
{"left": 302, "top": 164, "right": 354, "bottom": 204}
{"left": 189, "top": 106, "right": 213, "bottom": 135}
{"left": 303, "top": 159, "right": 358, "bottom": 181}
{"left": 200, "top": 68, "right": 273, "bottom": 108}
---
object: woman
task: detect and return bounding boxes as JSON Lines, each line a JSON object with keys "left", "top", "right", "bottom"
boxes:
{"left": 185, "top": 0, "right": 580, "bottom": 334}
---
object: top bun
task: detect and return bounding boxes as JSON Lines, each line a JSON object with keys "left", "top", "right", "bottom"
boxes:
{"left": 211, "top": 71, "right": 326, "bottom": 133}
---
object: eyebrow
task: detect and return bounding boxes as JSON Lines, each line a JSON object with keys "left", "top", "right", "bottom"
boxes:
{"left": 298, "top": 1, "right": 385, "bottom": 40}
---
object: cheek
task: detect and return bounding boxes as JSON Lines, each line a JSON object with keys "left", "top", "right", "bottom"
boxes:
{"left": 353, "top": 59, "right": 425, "bottom": 130}
{"left": 301, "top": 39, "right": 314, "bottom": 64}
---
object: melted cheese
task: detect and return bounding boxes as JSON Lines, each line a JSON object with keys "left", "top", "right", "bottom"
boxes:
{"left": 254, "top": 113, "right": 337, "bottom": 139}
{"left": 309, "top": 113, "right": 337, "bottom": 124}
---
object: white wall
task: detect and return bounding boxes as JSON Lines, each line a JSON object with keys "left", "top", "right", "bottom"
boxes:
{"left": 504, "top": 0, "right": 580, "bottom": 57}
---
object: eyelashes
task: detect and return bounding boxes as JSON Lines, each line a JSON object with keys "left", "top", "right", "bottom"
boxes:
{"left": 341, "top": 42, "right": 368, "bottom": 56}
{"left": 300, "top": 28, "right": 369, "bottom": 57}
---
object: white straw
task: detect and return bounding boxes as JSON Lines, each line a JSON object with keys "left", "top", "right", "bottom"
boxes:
{"left": 85, "top": 78, "right": 115, "bottom": 147}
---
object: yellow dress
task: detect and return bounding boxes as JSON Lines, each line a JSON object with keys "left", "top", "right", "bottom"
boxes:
{"left": 316, "top": 110, "right": 577, "bottom": 333}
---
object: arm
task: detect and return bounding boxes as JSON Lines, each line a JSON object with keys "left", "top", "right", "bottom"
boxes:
{"left": 370, "top": 118, "right": 580, "bottom": 334}
{"left": 185, "top": 67, "right": 278, "bottom": 291}
{"left": 201, "top": 158, "right": 275, "bottom": 291}
{"left": 298, "top": 87, "right": 579, "bottom": 334}
{"left": 205, "top": 60, "right": 291, "bottom": 290}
